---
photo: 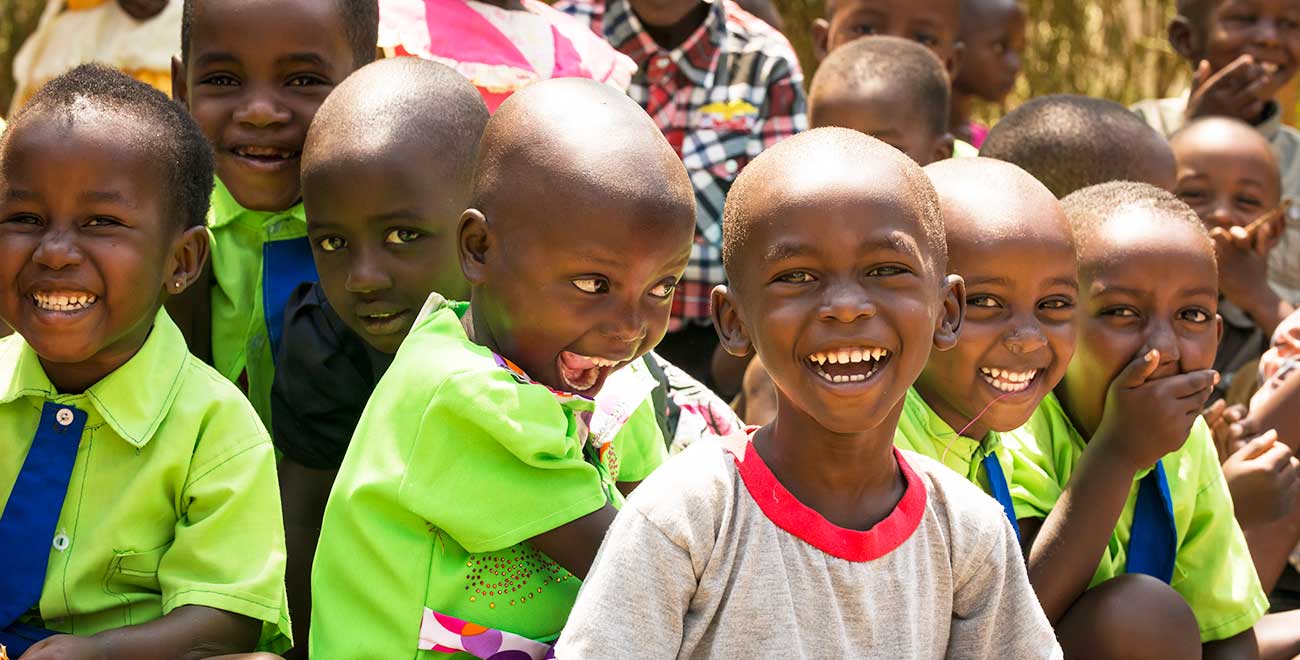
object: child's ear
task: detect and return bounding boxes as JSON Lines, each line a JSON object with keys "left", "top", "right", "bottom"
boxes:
{"left": 932, "top": 274, "right": 965, "bottom": 351}
{"left": 1168, "top": 16, "right": 1200, "bottom": 63}
{"left": 166, "top": 225, "right": 210, "bottom": 295}
{"left": 711, "top": 285, "right": 754, "bottom": 358}
{"left": 811, "top": 18, "right": 831, "bottom": 61}
{"left": 170, "top": 56, "right": 188, "bottom": 107}
{"left": 458, "top": 209, "right": 491, "bottom": 285}
{"left": 1215, "top": 312, "right": 1225, "bottom": 346}
{"left": 931, "top": 132, "right": 956, "bottom": 165}
{"left": 945, "top": 40, "right": 966, "bottom": 80}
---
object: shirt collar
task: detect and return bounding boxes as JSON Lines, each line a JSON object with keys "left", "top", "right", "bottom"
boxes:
{"left": 604, "top": 0, "right": 725, "bottom": 87}
{"left": 0, "top": 309, "right": 190, "bottom": 449}
{"left": 908, "top": 387, "right": 1000, "bottom": 458}
{"left": 207, "top": 177, "right": 308, "bottom": 231}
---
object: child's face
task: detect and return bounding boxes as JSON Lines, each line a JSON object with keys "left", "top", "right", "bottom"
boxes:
{"left": 0, "top": 111, "right": 200, "bottom": 385}
{"left": 716, "top": 174, "right": 961, "bottom": 435}
{"left": 304, "top": 149, "right": 471, "bottom": 355}
{"left": 1062, "top": 211, "right": 1221, "bottom": 435}
{"left": 811, "top": 87, "right": 952, "bottom": 165}
{"left": 1193, "top": 0, "right": 1300, "bottom": 101}
{"left": 814, "top": 0, "right": 963, "bottom": 72}
{"left": 175, "top": 0, "right": 355, "bottom": 212}
{"left": 914, "top": 197, "right": 1077, "bottom": 436}
{"left": 954, "top": 0, "right": 1026, "bottom": 103}
{"left": 463, "top": 195, "right": 694, "bottom": 398}
{"left": 1173, "top": 127, "right": 1281, "bottom": 233}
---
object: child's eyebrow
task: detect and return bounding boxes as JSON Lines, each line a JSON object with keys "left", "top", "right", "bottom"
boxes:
{"left": 279, "top": 53, "right": 330, "bottom": 68}
{"left": 79, "top": 190, "right": 134, "bottom": 207}
{"left": 193, "top": 52, "right": 239, "bottom": 68}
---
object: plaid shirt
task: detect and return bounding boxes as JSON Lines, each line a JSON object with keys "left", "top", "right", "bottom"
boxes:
{"left": 554, "top": 0, "right": 807, "bottom": 328}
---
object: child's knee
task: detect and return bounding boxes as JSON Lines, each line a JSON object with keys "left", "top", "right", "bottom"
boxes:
{"left": 1056, "top": 573, "right": 1200, "bottom": 660}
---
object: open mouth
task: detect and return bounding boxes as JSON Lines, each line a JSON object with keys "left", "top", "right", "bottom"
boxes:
{"left": 356, "top": 309, "right": 411, "bottom": 335}
{"left": 806, "top": 346, "right": 891, "bottom": 384}
{"left": 230, "top": 145, "right": 300, "bottom": 165}
{"left": 32, "top": 291, "right": 98, "bottom": 313}
{"left": 978, "top": 367, "right": 1040, "bottom": 394}
{"left": 557, "top": 351, "right": 621, "bottom": 393}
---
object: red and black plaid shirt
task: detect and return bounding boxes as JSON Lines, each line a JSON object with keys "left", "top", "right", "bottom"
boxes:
{"left": 554, "top": 0, "right": 807, "bottom": 329}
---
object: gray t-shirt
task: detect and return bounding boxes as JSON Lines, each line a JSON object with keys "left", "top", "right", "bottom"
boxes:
{"left": 556, "top": 436, "right": 1061, "bottom": 659}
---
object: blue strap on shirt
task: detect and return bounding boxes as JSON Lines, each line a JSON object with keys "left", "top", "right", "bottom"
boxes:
{"left": 0, "top": 403, "right": 87, "bottom": 629}
{"left": 263, "top": 236, "right": 319, "bottom": 357}
{"left": 981, "top": 452, "right": 1021, "bottom": 541}
{"left": 1126, "top": 460, "right": 1177, "bottom": 583}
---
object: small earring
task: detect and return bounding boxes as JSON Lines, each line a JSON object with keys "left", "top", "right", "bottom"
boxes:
{"left": 174, "top": 280, "right": 183, "bottom": 290}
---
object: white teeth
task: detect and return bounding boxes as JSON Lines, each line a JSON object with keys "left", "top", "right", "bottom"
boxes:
{"left": 585, "top": 356, "right": 618, "bottom": 368}
{"left": 827, "top": 352, "right": 839, "bottom": 364}
{"left": 979, "top": 368, "right": 1040, "bottom": 393}
{"left": 815, "top": 354, "right": 826, "bottom": 365}
{"left": 33, "top": 292, "right": 98, "bottom": 312}
{"left": 836, "top": 350, "right": 850, "bottom": 364}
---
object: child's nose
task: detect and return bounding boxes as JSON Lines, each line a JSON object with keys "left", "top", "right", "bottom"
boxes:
{"left": 1002, "top": 322, "right": 1047, "bottom": 355}
{"left": 819, "top": 282, "right": 877, "bottom": 323}
{"left": 599, "top": 299, "right": 647, "bottom": 344}
{"left": 233, "top": 91, "right": 291, "bottom": 128}
{"left": 1143, "top": 323, "right": 1182, "bottom": 367}
{"left": 1253, "top": 18, "right": 1282, "bottom": 47}
{"left": 345, "top": 258, "right": 393, "bottom": 294}
{"left": 32, "top": 230, "right": 83, "bottom": 270}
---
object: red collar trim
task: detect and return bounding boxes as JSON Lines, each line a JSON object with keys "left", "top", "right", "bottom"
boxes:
{"left": 722, "top": 428, "right": 927, "bottom": 562}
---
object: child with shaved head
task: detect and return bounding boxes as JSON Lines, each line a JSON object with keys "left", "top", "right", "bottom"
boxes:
{"left": 556, "top": 129, "right": 1059, "bottom": 659}
{"left": 310, "top": 78, "right": 696, "bottom": 660}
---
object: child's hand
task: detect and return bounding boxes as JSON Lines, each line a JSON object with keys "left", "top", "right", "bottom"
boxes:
{"left": 17, "top": 635, "right": 107, "bottom": 660}
{"left": 1092, "top": 349, "right": 1217, "bottom": 472}
{"left": 1222, "top": 429, "right": 1300, "bottom": 528}
{"left": 1187, "top": 55, "right": 1278, "bottom": 122}
{"left": 1205, "top": 399, "right": 1250, "bottom": 463}
{"left": 1212, "top": 229, "right": 1276, "bottom": 311}
{"left": 116, "top": 0, "right": 169, "bottom": 20}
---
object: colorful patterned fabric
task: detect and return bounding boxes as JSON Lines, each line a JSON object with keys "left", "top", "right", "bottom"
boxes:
{"left": 378, "top": 0, "right": 635, "bottom": 113}
{"left": 554, "top": 0, "right": 807, "bottom": 328}
{"left": 420, "top": 609, "right": 556, "bottom": 659}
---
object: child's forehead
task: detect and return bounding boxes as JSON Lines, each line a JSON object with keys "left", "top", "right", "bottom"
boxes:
{"left": 1080, "top": 210, "right": 1216, "bottom": 281}
{"left": 830, "top": 0, "right": 960, "bottom": 21}
{"left": 188, "top": 0, "right": 351, "bottom": 60}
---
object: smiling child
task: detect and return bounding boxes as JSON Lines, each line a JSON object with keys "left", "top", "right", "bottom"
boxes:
{"left": 0, "top": 64, "right": 289, "bottom": 659}
{"left": 309, "top": 78, "right": 696, "bottom": 659}
{"left": 1006, "top": 182, "right": 1268, "bottom": 659}
{"left": 556, "top": 128, "right": 1059, "bottom": 659}
{"left": 170, "top": 0, "right": 379, "bottom": 425}
{"left": 893, "top": 157, "right": 1076, "bottom": 536}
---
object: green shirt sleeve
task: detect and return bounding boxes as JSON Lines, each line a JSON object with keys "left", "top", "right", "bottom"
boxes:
{"left": 159, "top": 435, "right": 292, "bottom": 652}
{"left": 397, "top": 367, "right": 610, "bottom": 554}
{"left": 1005, "top": 404, "right": 1066, "bottom": 521}
{"left": 611, "top": 399, "right": 668, "bottom": 483}
{"left": 1172, "top": 422, "right": 1269, "bottom": 642}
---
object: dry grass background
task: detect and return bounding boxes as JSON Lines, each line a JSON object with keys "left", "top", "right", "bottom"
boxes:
{"left": 0, "top": 0, "right": 1292, "bottom": 124}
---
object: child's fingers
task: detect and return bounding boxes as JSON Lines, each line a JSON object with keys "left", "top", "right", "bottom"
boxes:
{"left": 1116, "top": 349, "right": 1161, "bottom": 388}
{"left": 1162, "top": 369, "right": 1218, "bottom": 400}
{"left": 1240, "top": 428, "right": 1281, "bottom": 461}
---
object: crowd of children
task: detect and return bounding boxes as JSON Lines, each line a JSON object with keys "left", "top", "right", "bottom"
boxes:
{"left": 7, "top": 0, "right": 1300, "bottom": 658}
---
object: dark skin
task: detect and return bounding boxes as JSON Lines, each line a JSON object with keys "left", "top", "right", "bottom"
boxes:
{"left": 0, "top": 111, "right": 253, "bottom": 659}
{"left": 1021, "top": 211, "right": 1260, "bottom": 659}
{"left": 950, "top": 0, "right": 1025, "bottom": 142}
{"left": 811, "top": 0, "right": 964, "bottom": 77}
{"left": 1170, "top": 0, "right": 1300, "bottom": 124}
{"left": 627, "top": 0, "right": 712, "bottom": 50}
{"left": 712, "top": 141, "right": 962, "bottom": 530}
{"left": 459, "top": 80, "right": 696, "bottom": 576}
{"left": 116, "top": 0, "right": 168, "bottom": 20}
{"left": 810, "top": 82, "right": 954, "bottom": 165}
{"left": 915, "top": 159, "right": 1077, "bottom": 445}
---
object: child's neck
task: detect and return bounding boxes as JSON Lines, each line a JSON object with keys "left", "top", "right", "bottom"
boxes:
{"left": 1054, "top": 380, "right": 1100, "bottom": 443}
{"left": 39, "top": 325, "right": 155, "bottom": 395}
{"left": 752, "top": 397, "right": 906, "bottom": 532}
{"left": 917, "top": 386, "right": 992, "bottom": 444}
{"left": 949, "top": 91, "right": 975, "bottom": 143}
{"left": 638, "top": 2, "right": 711, "bottom": 51}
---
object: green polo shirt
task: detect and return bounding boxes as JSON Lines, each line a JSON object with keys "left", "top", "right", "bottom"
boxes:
{"left": 0, "top": 310, "right": 291, "bottom": 651}
{"left": 208, "top": 178, "right": 309, "bottom": 425}
{"left": 893, "top": 387, "right": 1015, "bottom": 494}
{"left": 312, "top": 295, "right": 633, "bottom": 659}
{"left": 1004, "top": 393, "right": 1268, "bottom": 642}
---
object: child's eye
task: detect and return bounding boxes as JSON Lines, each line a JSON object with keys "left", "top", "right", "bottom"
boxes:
{"left": 572, "top": 277, "right": 609, "bottom": 294}
{"left": 317, "top": 236, "right": 347, "bottom": 252}
{"left": 991, "top": 41, "right": 1007, "bottom": 55}
{"left": 384, "top": 228, "right": 421, "bottom": 245}
{"left": 913, "top": 33, "right": 939, "bottom": 46}
{"left": 649, "top": 281, "right": 677, "bottom": 299}
{"left": 199, "top": 74, "right": 239, "bottom": 87}
{"left": 850, "top": 23, "right": 876, "bottom": 36}
{"left": 1176, "top": 189, "right": 1206, "bottom": 202}
{"left": 1235, "top": 195, "right": 1262, "bottom": 208}
{"left": 1101, "top": 306, "right": 1139, "bottom": 319}
{"left": 967, "top": 294, "right": 1002, "bottom": 308}
{"left": 1180, "top": 308, "right": 1211, "bottom": 323}
{"left": 866, "top": 264, "right": 910, "bottom": 277}
{"left": 2, "top": 213, "right": 43, "bottom": 226}
{"left": 287, "top": 74, "right": 330, "bottom": 87}
{"left": 1039, "top": 296, "right": 1076, "bottom": 311}
{"left": 85, "top": 216, "right": 122, "bottom": 227}
{"left": 775, "top": 271, "right": 815, "bottom": 284}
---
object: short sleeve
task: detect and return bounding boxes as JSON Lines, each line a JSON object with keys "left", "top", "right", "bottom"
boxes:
{"left": 554, "top": 506, "right": 695, "bottom": 660}
{"left": 1006, "top": 423, "right": 1064, "bottom": 521}
{"left": 949, "top": 510, "right": 1062, "bottom": 659}
{"left": 271, "top": 284, "right": 381, "bottom": 469}
{"left": 397, "top": 368, "right": 609, "bottom": 553}
{"left": 611, "top": 399, "right": 668, "bottom": 483}
{"left": 1171, "top": 424, "right": 1269, "bottom": 642}
{"left": 159, "top": 437, "right": 292, "bottom": 652}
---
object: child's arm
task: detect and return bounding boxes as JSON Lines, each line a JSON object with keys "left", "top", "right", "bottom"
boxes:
{"left": 19, "top": 605, "right": 259, "bottom": 660}
{"left": 528, "top": 503, "right": 618, "bottom": 578}
{"left": 553, "top": 506, "right": 695, "bottom": 659}
{"left": 1025, "top": 350, "right": 1216, "bottom": 622}
{"left": 1203, "top": 629, "right": 1261, "bottom": 660}
{"left": 276, "top": 459, "right": 338, "bottom": 660}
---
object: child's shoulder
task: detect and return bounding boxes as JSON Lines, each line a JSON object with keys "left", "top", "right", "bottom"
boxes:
{"left": 622, "top": 437, "right": 740, "bottom": 535}
{"left": 902, "top": 450, "right": 1016, "bottom": 552}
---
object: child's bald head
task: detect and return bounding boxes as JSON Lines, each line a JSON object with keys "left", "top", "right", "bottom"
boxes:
{"left": 459, "top": 79, "right": 696, "bottom": 397}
